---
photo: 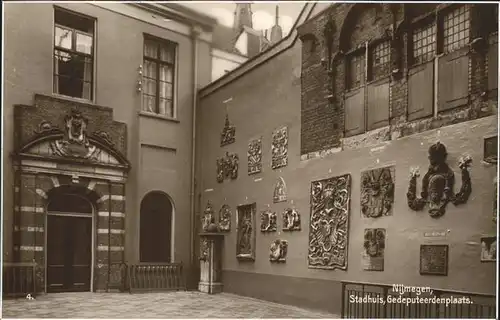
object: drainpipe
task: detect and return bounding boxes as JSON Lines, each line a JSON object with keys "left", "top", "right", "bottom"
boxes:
{"left": 189, "top": 25, "right": 202, "bottom": 281}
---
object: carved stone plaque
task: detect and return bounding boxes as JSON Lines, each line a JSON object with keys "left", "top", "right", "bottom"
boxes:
{"left": 260, "top": 210, "right": 277, "bottom": 232}
{"left": 308, "top": 174, "right": 351, "bottom": 270}
{"left": 484, "top": 136, "right": 498, "bottom": 164}
{"left": 271, "top": 126, "right": 288, "bottom": 169}
{"left": 362, "top": 228, "right": 385, "bottom": 271}
{"left": 201, "top": 201, "right": 215, "bottom": 232}
{"left": 269, "top": 240, "right": 288, "bottom": 263}
{"left": 361, "top": 166, "right": 395, "bottom": 218}
{"left": 220, "top": 114, "right": 235, "bottom": 146}
{"left": 236, "top": 203, "right": 256, "bottom": 261}
{"left": 218, "top": 204, "right": 231, "bottom": 232}
{"left": 481, "top": 236, "right": 497, "bottom": 262}
{"left": 248, "top": 138, "right": 262, "bottom": 175}
{"left": 283, "top": 208, "right": 301, "bottom": 231}
{"left": 273, "top": 177, "right": 287, "bottom": 203}
{"left": 216, "top": 152, "right": 239, "bottom": 183}
{"left": 419, "top": 245, "right": 449, "bottom": 276}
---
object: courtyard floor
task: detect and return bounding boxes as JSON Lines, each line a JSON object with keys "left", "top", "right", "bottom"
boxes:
{"left": 1, "top": 291, "right": 338, "bottom": 318}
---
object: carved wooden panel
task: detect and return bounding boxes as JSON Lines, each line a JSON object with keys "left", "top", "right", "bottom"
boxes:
{"left": 271, "top": 126, "right": 288, "bottom": 169}
{"left": 361, "top": 166, "right": 395, "bottom": 218}
{"left": 481, "top": 236, "right": 497, "bottom": 262}
{"left": 216, "top": 152, "right": 239, "bottom": 183}
{"left": 282, "top": 208, "right": 301, "bottom": 231}
{"left": 484, "top": 136, "right": 498, "bottom": 164}
{"left": 420, "top": 245, "right": 449, "bottom": 276}
{"left": 218, "top": 204, "right": 231, "bottom": 232}
{"left": 248, "top": 138, "right": 262, "bottom": 175}
{"left": 236, "top": 203, "right": 256, "bottom": 261}
{"left": 309, "top": 174, "right": 351, "bottom": 270}
{"left": 362, "top": 228, "right": 385, "bottom": 271}
{"left": 220, "top": 114, "right": 235, "bottom": 146}
{"left": 269, "top": 240, "right": 288, "bottom": 263}
{"left": 273, "top": 177, "right": 287, "bottom": 203}
{"left": 260, "top": 210, "right": 277, "bottom": 232}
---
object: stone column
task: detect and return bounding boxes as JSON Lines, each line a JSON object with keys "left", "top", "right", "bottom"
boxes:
{"left": 198, "top": 233, "right": 224, "bottom": 294}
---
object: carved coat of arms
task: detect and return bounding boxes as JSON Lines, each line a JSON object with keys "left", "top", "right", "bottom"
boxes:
{"left": 361, "top": 166, "right": 395, "bottom": 218}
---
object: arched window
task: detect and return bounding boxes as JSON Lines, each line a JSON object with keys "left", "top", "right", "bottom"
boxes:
{"left": 139, "top": 191, "right": 173, "bottom": 263}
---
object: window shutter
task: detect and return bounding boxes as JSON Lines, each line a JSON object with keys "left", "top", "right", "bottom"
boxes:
{"left": 367, "top": 81, "right": 390, "bottom": 130}
{"left": 408, "top": 62, "right": 434, "bottom": 121}
{"left": 344, "top": 88, "right": 366, "bottom": 137}
{"left": 438, "top": 48, "right": 469, "bottom": 112}
{"left": 488, "top": 41, "right": 498, "bottom": 92}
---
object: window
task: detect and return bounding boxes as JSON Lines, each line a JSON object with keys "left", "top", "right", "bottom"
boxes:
{"left": 442, "top": 5, "right": 470, "bottom": 54}
{"left": 370, "top": 40, "right": 391, "bottom": 80}
{"left": 347, "top": 52, "right": 365, "bottom": 89}
{"left": 412, "top": 23, "right": 436, "bottom": 65}
{"left": 53, "top": 8, "right": 94, "bottom": 100}
{"left": 142, "top": 36, "right": 177, "bottom": 118}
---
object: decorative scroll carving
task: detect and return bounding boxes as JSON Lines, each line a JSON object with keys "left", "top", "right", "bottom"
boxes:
{"left": 282, "top": 208, "right": 301, "bottom": 231}
{"left": 34, "top": 120, "right": 60, "bottom": 135}
{"left": 220, "top": 114, "right": 235, "bottom": 147}
{"left": 362, "top": 228, "right": 385, "bottom": 271}
{"left": 484, "top": 136, "right": 498, "bottom": 164}
{"left": 361, "top": 166, "right": 395, "bottom": 218}
{"left": 269, "top": 240, "right": 288, "bottom": 263}
{"left": 419, "top": 245, "right": 449, "bottom": 276}
{"left": 271, "top": 126, "right": 288, "bottom": 170}
{"left": 216, "top": 152, "right": 239, "bottom": 183}
{"left": 199, "top": 238, "right": 209, "bottom": 261}
{"left": 260, "top": 210, "right": 277, "bottom": 232}
{"left": 248, "top": 138, "right": 262, "bottom": 175}
{"left": 201, "top": 201, "right": 215, "bottom": 232}
{"left": 236, "top": 203, "right": 256, "bottom": 261}
{"left": 94, "top": 131, "right": 114, "bottom": 146}
{"left": 218, "top": 204, "right": 231, "bottom": 232}
{"left": 308, "top": 174, "right": 351, "bottom": 270}
{"left": 407, "top": 142, "right": 472, "bottom": 218}
{"left": 481, "top": 236, "right": 497, "bottom": 262}
{"left": 273, "top": 177, "right": 287, "bottom": 203}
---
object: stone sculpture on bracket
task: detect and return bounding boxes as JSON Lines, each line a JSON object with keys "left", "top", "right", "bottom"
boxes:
{"left": 201, "top": 201, "right": 215, "bottom": 232}
{"left": 361, "top": 166, "right": 395, "bottom": 218}
{"left": 271, "top": 126, "right": 288, "bottom": 169}
{"left": 248, "top": 138, "right": 262, "bottom": 175}
{"left": 269, "top": 239, "right": 288, "bottom": 263}
{"left": 362, "top": 228, "right": 386, "bottom": 271}
{"left": 308, "top": 174, "right": 351, "bottom": 270}
{"left": 260, "top": 210, "right": 277, "bottom": 232}
{"left": 236, "top": 203, "right": 256, "bottom": 261}
{"left": 282, "top": 208, "right": 301, "bottom": 231}
{"left": 220, "top": 114, "right": 235, "bottom": 147}
{"left": 216, "top": 152, "right": 239, "bottom": 183}
{"left": 407, "top": 142, "right": 472, "bottom": 218}
{"left": 218, "top": 204, "right": 231, "bottom": 232}
{"left": 273, "top": 177, "right": 287, "bottom": 203}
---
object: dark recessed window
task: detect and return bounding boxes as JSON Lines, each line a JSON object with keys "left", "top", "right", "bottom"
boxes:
{"left": 442, "top": 5, "right": 470, "bottom": 54}
{"left": 370, "top": 40, "right": 391, "bottom": 80}
{"left": 348, "top": 52, "right": 365, "bottom": 89}
{"left": 412, "top": 23, "right": 436, "bottom": 65}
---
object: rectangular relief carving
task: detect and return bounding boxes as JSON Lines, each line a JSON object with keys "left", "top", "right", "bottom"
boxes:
{"left": 248, "top": 138, "right": 262, "bottom": 175}
{"left": 309, "top": 174, "right": 351, "bottom": 270}
{"left": 269, "top": 240, "right": 288, "bottom": 263}
{"left": 481, "top": 236, "right": 497, "bottom": 262}
{"left": 420, "top": 244, "right": 449, "bottom": 276}
{"left": 236, "top": 203, "right": 256, "bottom": 261}
{"left": 216, "top": 152, "right": 239, "bottom": 183}
{"left": 361, "top": 166, "right": 395, "bottom": 218}
{"left": 362, "top": 228, "right": 385, "bottom": 271}
{"left": 260, "top": 209, "right": 277, "bottom": 232}
{"left": 271, "top": 126, "right": 288, "bottom": 169}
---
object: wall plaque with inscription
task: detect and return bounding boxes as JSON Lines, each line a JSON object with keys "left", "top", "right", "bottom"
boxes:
{"left": 420, "top": 245, "right": 449, "bottom": 276}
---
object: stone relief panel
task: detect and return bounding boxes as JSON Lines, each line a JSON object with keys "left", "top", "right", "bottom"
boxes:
{"left": 248, "top": 138, "right": 262, "bottom": 175}
{"left": 362, "top": 228, "right": 386, "bottom": 271}
{"left": 361, "top": 166, "right": 395, "bottom": 218}
{"left": 308, "top": 174, "right": 351, "bottom": 270}
{"left": 218, "top": 204, "right": 231, "bottom": 232}
{"left": 269, "top": 240, "right": 288, "bottom": 263}
{"left": 273, "top": 177, "right": 287, "bottom": 203}
{"left": 220, "top": 114, "right": 235, "bottom": 147}
{"left": 481, "top": 236, "right": 497, "bottom": 262}
{"left": 201, "top": 201, "right": 215, "bottom": 232}
{"left": 199, "top": 238, "right": 209, "bottom": 261}
{"left": 260, "top": 210, "right": 277, "bottom": 232}
{"left": 236, "top": 203, "right": 256, "bottom": 261}
{"left": 282, "top": 208, "right": 301, "bottom": 231}
{"left": 407, "top": 142, "right": 472, "bottom": 218}
{"left": 216, "top": 152, "right": 239, "bottom": 183}
{"left": 271, "top": 126, "right": 288, "bottom": 169}
{"left": 419, "top": 245, "right": 449, "bottom": 276}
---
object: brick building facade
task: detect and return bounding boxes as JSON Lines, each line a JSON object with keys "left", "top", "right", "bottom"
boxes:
{"left": 196, "top": 3, "right": 498, "bottom": 314}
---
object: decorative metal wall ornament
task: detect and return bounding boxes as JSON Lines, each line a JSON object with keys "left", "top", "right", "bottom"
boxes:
{"left": 220, "top": 114, "right": 235, "bottom": 146}
{"left": 419, "top": 245, "right": 449, "bottom": 276}
{"left": 216, "top": 152, "right": 239, "bottom": 183}
{"left": 218, "top": 204, "right": 231, "bottom": 232}
{"left": 260, "top": 210, "right": 277, "bottom": 232}
{"left": 248, "top": 138, "right": 262, "bottom": 175}
{"left": 480, "top": 236, "right": 497, "bottom": 262}
{"left": 236, "top": 203, "right": 256, "bottom": 261}
{"left": 282, "top": 208, "right": 301, "bottom": 231}
{"left": 269, "top": 239, "right": 288, "bottom": 263}
{"left": 361, "top": 166, "right": 395, "bottom": 218}
{"left": 308, "top": 174, "right": 351, "bottom": 270}
{"left": 201, "top": 201, "right": 215, "bottom": 232}
{"left": 271, "top": 126, "right": 288, "bottom": 170}
{"left": 199, "top": 238, "right": 209, "bottom": 261}
{"left": 273, "top": 177, "right": 287, "bottom": 203}
{"left": 362, "top": 228, "right": 386, "bottom": 271}
{"left": 407, "top": 142, "right": 472, "bottom": 218}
